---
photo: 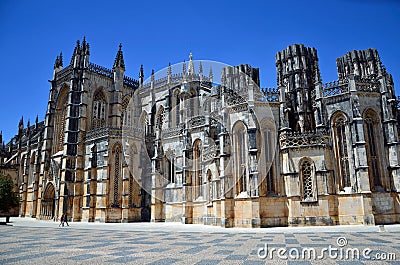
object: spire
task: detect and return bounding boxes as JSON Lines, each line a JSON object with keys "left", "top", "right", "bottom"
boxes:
{"left": 167, "top": 63, "right": 172, "bottom": 84}
{"left": 59, "top": 52, "right": 63, "bottom": 67}
{"left": 113, "top": 43, "right": 125, "bottom": 70}
{"left": 54, "top": 56, "right": 60, "bottom": 69}
{"left": 82, "top": 36, "right": 90, "bottom": 55}
{"left": 54, "top": 51, "right": 63, "bottom": 69}
{"left": 35, "top": 115, "right": 39, "bottom": 129}
{"left": 139, "top": 64, "right": 144, "bottom": 86}
{"left": 0, "top": 131, "right": 2, "bottom": 146}
{"left": 19, "top": 116, "right": 24, "bottom": 128}
{"left": 209, "top": 66, "right": 213, "bottom": 83}
{"left": 188, "top": 52, "right": 195, "bottom": 76}
{"left": 70, "top": 40, "right": 81, "bottom": 65}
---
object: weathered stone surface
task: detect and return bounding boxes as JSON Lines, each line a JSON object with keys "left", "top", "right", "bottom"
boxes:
{"left": 1, "top": 40, "right": 400, "bottom": 227}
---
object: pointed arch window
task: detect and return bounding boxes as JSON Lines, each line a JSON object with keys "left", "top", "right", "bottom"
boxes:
{"left": 122, "top": 96, "right": 131, "bottom": 128}
{"left": 92, "top": 91, "right": 106, "bottom": 129}
{"left": 189, "top": 88, "right": 197, "bottom": 118}
{"left": 171, "top": 89, "right": 180, "bottom": 127}
{"left": 364, "top": 111, "right": 381, "bottom": 189}
{"left": 156, "top": 107, "right": 165, "bottom": 130}
{"left": 207, "top": 169, "right": 212, "bottom": 203}
{"left": 263, "top": 127, "right": 275, "bottom": 194}
{"left": 332, "top": 116, "right": 351, "bottom": 189}
{"left": 233, "top": 122, "right": 247, "bottom": 195}
{"left": 193, "top": 140, "right": 202, "bottom": 199}
{"left": 54, "top": 88, "right": 68, "bottom": 153}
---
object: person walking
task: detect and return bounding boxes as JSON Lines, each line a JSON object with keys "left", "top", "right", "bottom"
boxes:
{"left": 59, "top": 214, "right": 64, "bottom": 227}
{"left": 63, "top": 213, "right": 69, "bottom": 227}
{"left": 59, "top": 213, "right": 69, "bottom": 227}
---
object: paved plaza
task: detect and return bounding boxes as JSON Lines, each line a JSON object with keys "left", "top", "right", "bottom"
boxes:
{"left": 0, "top": 218, "right": 399, "bottom": 264}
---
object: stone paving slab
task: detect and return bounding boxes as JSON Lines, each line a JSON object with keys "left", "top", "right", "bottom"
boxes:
{"left": 0, "top": 218, "right": 399, "bottom": 264}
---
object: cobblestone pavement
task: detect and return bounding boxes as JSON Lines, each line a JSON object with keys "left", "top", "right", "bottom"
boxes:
{"left": 0, "top": 218, "right": 399, "bottom": 264}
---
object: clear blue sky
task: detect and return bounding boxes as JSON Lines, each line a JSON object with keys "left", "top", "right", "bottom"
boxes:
{"left": 0, "top": 0, "right": 399, "bottom": 142}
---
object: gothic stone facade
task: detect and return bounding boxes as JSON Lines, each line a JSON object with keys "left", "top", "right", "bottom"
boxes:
{"left": 1, "top": 39, "right": 400, "bottom": 227}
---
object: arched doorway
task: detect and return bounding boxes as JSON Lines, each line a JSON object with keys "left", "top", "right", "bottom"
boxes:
{"left": 41, "top": 183, "right": 55, "bottom": 219}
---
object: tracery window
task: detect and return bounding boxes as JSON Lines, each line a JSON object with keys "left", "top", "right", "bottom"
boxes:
{"left": 92, "top": 91, "right": 106, "bottom": 129}
{"left": 121, "top": 96, "right": 131, "bottom": 127}
{"left": 263, "top": 128, "right": 275, "bottom": 194}
{"left": 156, "top": 106, "right": 165, "bottom": 129}
{"left": 207, "top": 169, "right": 212, "bottom": 203}
{"left": 193, "top": 140, "right": 202, "bottom": 199}
{"left": 189, "top": 88, "right": 197, "bottom": 118}
{"left": 139, "top": 111, "right": 149, "bottom": 137}
{"left": 171, "top": 89, "right": 180, "bottom": 126}
{"left": 333, "top": 116, "right": 351, "bottom": 189}
{"left": 364, "top": 111, "right": 381, "bottom": 189}
{"left": 233, "top": 122, "right": 247, "bottom": 195}
{"left": 301, "top": 160, "right": 316, "bottom": 202}
{"left": 54, "top": 88, "right": 68, "bottom": 153}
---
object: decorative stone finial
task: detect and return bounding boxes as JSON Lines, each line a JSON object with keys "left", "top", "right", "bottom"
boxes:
{"left": 139, "top": 64, "right": 144, "bottom": 85}
{"left": 188, "top": 52, "right": 195, "bottom": 76}
{"left": 113, "top": 43, "right": 125, "bottom": 70}
{"left": 167, "top": 63, "right": 172, "bottom": 84}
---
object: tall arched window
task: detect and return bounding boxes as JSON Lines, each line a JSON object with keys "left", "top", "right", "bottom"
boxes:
{"left": 140, "top": 111, "right": 148, "bottom": 137}
{"left": 156, "top": 106, "right": 165, "bottom": 130}
{"left": 301, "top": 159, "right": 316, "bottom": 202}
{"left": 193, "top": 140, "right": 202, "bottom": 199}
{"left": 112, "top": 145, "right": 121, "bottom": 207}
{"left": 332, "top": 114, "right": 351, "bottom": 189}
{"left": 171, "top": 89, "right": 180, "bottom": 126}
{"left": 121, "top": 96, "right": 131, "bottom": 127}
{"left": 54, "top": 87, "right": 68, "bottom": 154}
{"left": 207, "top": 169, "right": 212, "bottom": 203}
{"left": 263, "top": 126, "right": 275, "bottom": 194}
{"left": 364, "top": 110, "right": 381, "bottom": 189}
{"left": 92, "top": 91, "right": 107, "bottom": 129}
{"left": 189, "top": 88, "right": 197, "bottom": 118}
{"left": 233, "top": 122, "right": 247, "bottom": 195}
